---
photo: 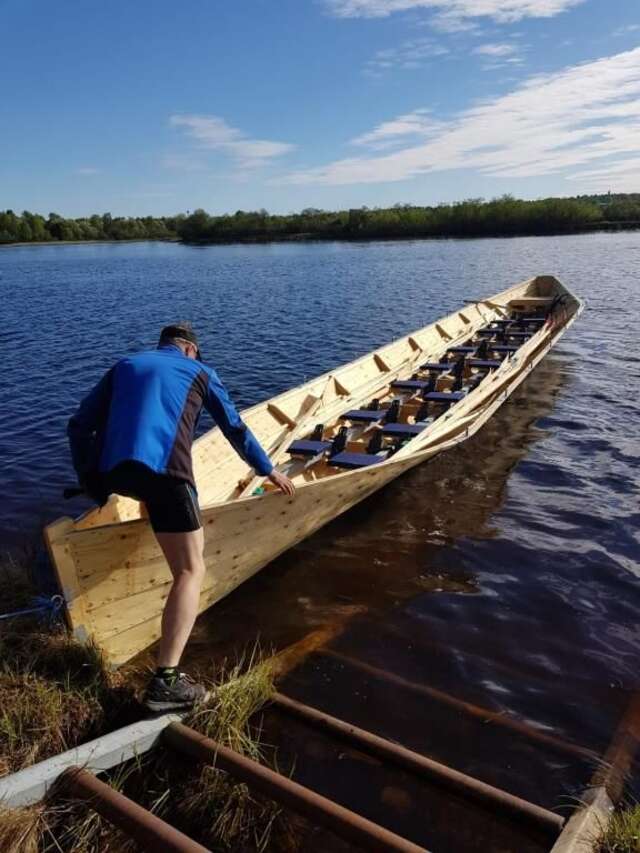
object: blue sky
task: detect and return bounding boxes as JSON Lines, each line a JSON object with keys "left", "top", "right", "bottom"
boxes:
{"left": 1, "top": 0, "right": 639, "bottom": 217}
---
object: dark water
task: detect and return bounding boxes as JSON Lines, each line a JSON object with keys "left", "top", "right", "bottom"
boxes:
{"left": 1, "top": 235, "right": 639, "bottom": 850}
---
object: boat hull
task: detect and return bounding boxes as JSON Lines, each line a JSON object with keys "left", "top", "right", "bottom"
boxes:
{"left": 44, "top": 275, "right": 582, "bottom": 666}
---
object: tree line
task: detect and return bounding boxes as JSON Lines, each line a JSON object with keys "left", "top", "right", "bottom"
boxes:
{"left": 176, "top": 194, "right": 640, "bottom": 243}
{"left": 1, "top": 194, "right": 639, "bottom": 247}
{"left": 0, "top": 211, "right": 180, "bottom": 244}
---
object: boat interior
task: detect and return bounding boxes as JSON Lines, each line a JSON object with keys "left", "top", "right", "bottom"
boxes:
{"left": 262, "top": 302, "right": 559, "bottom": 491}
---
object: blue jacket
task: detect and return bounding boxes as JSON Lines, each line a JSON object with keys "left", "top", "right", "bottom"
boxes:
{"left": 68, "top": 344, "right": 273, "bottom": 488}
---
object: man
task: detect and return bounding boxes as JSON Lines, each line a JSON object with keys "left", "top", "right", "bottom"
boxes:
{"left": 67, "top": 323, "right": 295, "bottom": 712}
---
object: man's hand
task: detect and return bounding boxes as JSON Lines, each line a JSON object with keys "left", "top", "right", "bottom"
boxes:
{"left": 268, "top": 469, "right": 296, "bottom": 496}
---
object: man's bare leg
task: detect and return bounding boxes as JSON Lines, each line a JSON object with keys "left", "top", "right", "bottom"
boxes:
{"left": 154, "top": 527, "right": 206, "bottom": 668}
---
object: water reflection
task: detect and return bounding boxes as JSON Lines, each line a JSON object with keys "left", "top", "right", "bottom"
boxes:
{"left": 185, "top": 354, "right": 567, "bottom": 666}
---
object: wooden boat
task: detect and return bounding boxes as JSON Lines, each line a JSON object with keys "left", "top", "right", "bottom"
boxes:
{"left": 44, "top": 275, "right": 582, "bottom": 666}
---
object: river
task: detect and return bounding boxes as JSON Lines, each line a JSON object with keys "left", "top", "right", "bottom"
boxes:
{"left": 1, "top": 233, "right": 639, "bottom": 850}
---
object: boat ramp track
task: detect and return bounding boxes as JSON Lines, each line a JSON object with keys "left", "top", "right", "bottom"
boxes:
{"left": 1, "top": 675, "right": 638, "bottom": 852}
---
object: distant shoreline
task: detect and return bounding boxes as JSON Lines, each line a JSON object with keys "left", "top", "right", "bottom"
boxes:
{"left": 181, "top": 219, "right": 640, "bottom": 246}
{"left": 2, "top": 195, "right": 639, "bottom": 249}
{"left": 1, "top": 220, "right": 638, "bottom": 250}
{"left": 0, "top": 237, "right": 178, "bottom": 249}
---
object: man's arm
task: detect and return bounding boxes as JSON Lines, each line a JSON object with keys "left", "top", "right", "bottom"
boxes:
{"left": 203, "top": 369, "right": 273, "bottom": 475}
{"left": 67, "top": 368, "right": 114, "bottom": 484}
{"left": 203, "top": 369, "right": 295, "bottom": 495}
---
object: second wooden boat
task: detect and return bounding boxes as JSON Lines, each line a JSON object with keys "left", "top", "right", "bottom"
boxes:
{"left": 45, "top": 274, "right": 582, "bottom": 666}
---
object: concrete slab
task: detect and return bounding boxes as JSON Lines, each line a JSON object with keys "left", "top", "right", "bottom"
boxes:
{"left": 0, "top": 711, "right": 182, "bottom": 808}
{"left": 549, "top": 786, "right": 613, "bottom": 853}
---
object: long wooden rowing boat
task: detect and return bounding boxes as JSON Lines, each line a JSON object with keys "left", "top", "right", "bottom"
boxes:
{"left": 44, "top": 275, "right": 582, "bottom": 666}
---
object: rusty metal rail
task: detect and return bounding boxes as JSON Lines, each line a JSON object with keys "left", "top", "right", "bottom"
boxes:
{"left": 19, "top": 649, "right": 639, "bottom": 853}
{"left": 271, "top": 691, "right": 564, "bottom": 835}
{"left": 59, "top": 766, "right": 210, "bottom": 852}
{"left": 323, "top": 649, "right": 596, "bottom": 762}
{"left": 163, "top": 720, "right": 429, "bottom": 853}
{"left": 15, "top": 685, "right": 639, "bottom": 853}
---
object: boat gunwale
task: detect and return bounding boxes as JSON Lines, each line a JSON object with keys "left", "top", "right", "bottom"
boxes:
{"left": 190, "top": 274, "right": 539, "bottom": 443}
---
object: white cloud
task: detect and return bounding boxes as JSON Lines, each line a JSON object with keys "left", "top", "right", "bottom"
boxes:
{"left": 473, "top": 43, "right": 518, "bottom": 57}
{"left": 351, "top": 109, "right": 444, "bottom": 148}
{"left": 325, "top": 0, "right": 585, "bottom": 30}
{"left": 566, "top": 157, "right": 640, "bottom": 187}
{"left": 75, "top": 167, "right": 100, "bottom": 176}
{"left": 280, "top": 48, "right": 640, "bottom": 189}
{"left": 474, "top": 42, "right": 526, "bottom": 69}
{"left": 613, "top": 24, "right": 640, "bottom": 37}
{"left": 162, "top": 153, "right": 207, "bottom": 172}
{"left": 364, "top": 36, "right": 449, "bottom": 74}
{"left": 169, "top": 114, "right": 295, "bottom": 170}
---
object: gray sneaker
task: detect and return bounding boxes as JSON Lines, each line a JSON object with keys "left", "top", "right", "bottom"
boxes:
{"left": 143, "top": 671, "right": 207, "bottom": 713}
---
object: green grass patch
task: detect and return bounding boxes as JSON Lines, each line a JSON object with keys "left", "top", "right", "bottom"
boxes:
{"left": 598, "top": 804, "right": 640, "bottom": 852}
{"left": 0, "top": 554, "right": 139, "bottom": 776}
{"left": 0, "top": 623, "right": 297, "bottom": 851}
{"left": 173, "top": 650, "right": 287, "bottom": 851}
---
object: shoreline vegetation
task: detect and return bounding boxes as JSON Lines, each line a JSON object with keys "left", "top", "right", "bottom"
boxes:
{"left": 0, "top": 555, "right": 293, "bottom": 852}
{"left": 1, "top": 194, "right": 639, "bottom": 249}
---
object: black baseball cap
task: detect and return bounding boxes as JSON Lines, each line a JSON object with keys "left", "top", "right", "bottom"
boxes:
{"left": 159, "top": 324, "right": 202, "bottom": 361}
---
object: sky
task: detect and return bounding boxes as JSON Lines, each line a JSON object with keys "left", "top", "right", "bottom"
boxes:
{"left": 1, "top": 0, "right": 639, "bottom": 217}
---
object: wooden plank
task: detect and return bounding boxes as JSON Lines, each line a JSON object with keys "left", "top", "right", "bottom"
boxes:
{"left": 373, "top": 353, "right": 391, "bottom": 372}
{"left": 267, "top": 402, "right": 297, "bottom": 429}
{"left": 97, "top": 462, "right": 410, "bottom": 663}
{"left": 44, "top": 517, "right": 91, "bottom": 641}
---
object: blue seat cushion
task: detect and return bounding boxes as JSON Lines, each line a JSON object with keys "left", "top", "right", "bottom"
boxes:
{"left": 489, "top": 344, "right": 518, "bottom": 352}
{"left": 420, "top": 361, "right": 450, "bottom": 371}
{"left": 329, "top": 451, "right": 387, "bottom": 469}
{"left": 491, "top": 319, "right": 512, "bottom": 326}
{"left": 381, "top": 422, "right": 426, "bottom": 437}
{"left": 339, "top": 409, "right": 383, "bottom": 422}
{"left": 288, "top": 439, "right": 332, "bottom": 456}
{"left": 423, "top": 391, "right": 465, "bottom": 403}
{"left": 506, "top": 331, "right": 531, "bottom": 338}
{"left": 447, "top": 346, "right": 475, "bottom": 354}
{"left": 475, "top": 329, "right": 497, "bottom": 337}
{"left": 520, "top": 317, "right": 545, "bottom": 324}
{"left": 469, "top": 359, "right": 502, "bottom": 369}
{"left": 391, "top": 379, "right": 431, "bottom": 391}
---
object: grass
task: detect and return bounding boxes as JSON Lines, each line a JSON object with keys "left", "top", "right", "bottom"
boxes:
{"left": 0, "top": 804, "right": 43, "bottom": 853}
{"left": 0, "top": 562, "right": 296, "bottom": 853}
{"left": 597, "top": 804, "right": 640, "bottom": 852}
{"left": 128, "top": 645, "right": 295, "bottom": 852}
{"left": 0, "top": 762, "right": 141, "bottom": 853}
{"left": 0, "top": 568, "right": 138, "bottom": 776}
{"left": 173, "top": 648, "right": 289, "bottom": 851}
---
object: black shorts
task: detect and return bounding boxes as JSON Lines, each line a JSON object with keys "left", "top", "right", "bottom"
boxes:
{"left": 104, "top": 461, "right": 202, "bottom": 534}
